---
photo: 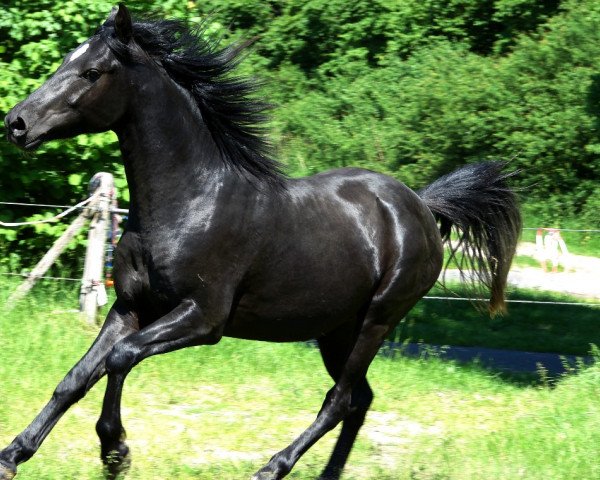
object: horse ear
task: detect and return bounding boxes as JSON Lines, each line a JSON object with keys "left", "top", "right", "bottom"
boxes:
{"left": 105, "top": 4, "right": 133, "bottom": 44}
{"left": 114, "top": 4, "right": 133, "bottom": 43}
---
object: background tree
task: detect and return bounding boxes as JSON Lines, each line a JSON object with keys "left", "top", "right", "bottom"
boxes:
{"left": 1, "top": 0, "right": 599, "bottom": 271}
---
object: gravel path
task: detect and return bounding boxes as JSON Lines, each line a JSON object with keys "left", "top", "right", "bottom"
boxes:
{"left": 443, "top": 241, "right": 600, "bottom": 300}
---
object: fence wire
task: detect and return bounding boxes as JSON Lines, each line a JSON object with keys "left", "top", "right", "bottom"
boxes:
{"left": 1, "top": 200, "right": 599, "bottom": 307}
{"left": 2, "top": 201, "right": 599, "bottom": 232}
{"left": 0, "top": 272, "right": 80, "bottom": 282}
{"left": 423, "top": 295, "right": 600, "bottom": 308}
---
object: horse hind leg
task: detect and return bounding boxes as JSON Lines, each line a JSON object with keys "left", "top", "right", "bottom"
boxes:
{"left": 252, "top": 297, "right": 419, "bottom": 480}
{"left": 319, "top": 379, "right": 372, "bottom": 480}
{"left": 317, "top": 329, "right": 373, "bottom": 480}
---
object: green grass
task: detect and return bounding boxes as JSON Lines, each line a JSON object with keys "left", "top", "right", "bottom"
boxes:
{"left": 2, "top": 282, "right": 600, "bottom": 479}
{"left": 447, "top": 252, "right": 561, "bottom": 272}
{"left": 393, "top": 283, "right": 600, "bottom": 355}
{"left": 511, "top": 254, "right": 570, "bottom": 272}
{"left": 512, "top": 254, "right": 543, "bottom": 269}
{"left": 520, "top": 208, "right": 600, "bottom": 258}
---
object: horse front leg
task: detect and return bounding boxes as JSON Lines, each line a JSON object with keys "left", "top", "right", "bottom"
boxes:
{"left": 94, "top": 298, "right": 223, "bottom": 478}
{"left": 0, "top": 301, "right": 138, "bottom": 480}
{"left": 96, "top": 372, "right": 130, "bottom": 479}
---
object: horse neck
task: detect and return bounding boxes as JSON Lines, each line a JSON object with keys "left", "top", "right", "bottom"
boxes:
{"left": 115, "top": 73, "right": 239, "bottom": 229}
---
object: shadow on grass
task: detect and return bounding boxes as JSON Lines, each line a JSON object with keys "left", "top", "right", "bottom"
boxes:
{"left": 378, "top": 341, "right": 596, "bottom": 388}
{"left": 389, "top": 284, "right": 600, "bottom": 357}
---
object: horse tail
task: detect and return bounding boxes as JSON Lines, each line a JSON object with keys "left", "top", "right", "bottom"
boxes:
{"left": 417, "top": 161, "right": 522, "bottom": 315}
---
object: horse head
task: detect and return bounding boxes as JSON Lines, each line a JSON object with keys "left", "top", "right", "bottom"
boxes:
{"left": 4, "top": 5, "right": 135, "bottom": 150}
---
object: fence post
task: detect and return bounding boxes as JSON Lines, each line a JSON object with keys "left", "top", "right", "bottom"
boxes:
{"left": 79, "top": 172, "right": 114, "bottom": 324}
{"left": 6, "top": 209, "right": 93, "bottom": 307}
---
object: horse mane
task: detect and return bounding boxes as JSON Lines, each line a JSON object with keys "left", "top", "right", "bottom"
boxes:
{"left": 99, "top": 18, "right": 284, "bottom": 185}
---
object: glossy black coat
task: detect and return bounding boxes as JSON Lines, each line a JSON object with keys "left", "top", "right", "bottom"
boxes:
{"left": 1, "top": 5, "right": 520, "bottom": 480}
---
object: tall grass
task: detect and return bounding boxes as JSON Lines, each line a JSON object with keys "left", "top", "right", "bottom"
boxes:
{"left": 2, "top": 281, "right": 600, "bottom": 479}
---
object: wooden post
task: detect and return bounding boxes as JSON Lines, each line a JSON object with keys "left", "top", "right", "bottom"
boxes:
{"left": 79, "top": 172, "right": 114, "bottom": 324}
{"left": 6, "top": 209, "right": 93, "bottom": 307}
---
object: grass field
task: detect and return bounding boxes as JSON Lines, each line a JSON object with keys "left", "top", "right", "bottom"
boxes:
{"left": 395, "top": 283, "right": 600, "bottom": 356}
{"left": 2, "top": 281, "right": 600, "bottom": 479}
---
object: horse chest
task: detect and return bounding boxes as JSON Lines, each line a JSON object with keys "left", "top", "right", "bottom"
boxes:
{"left": 112, "top": 232, "right": 182, "bottom": 314}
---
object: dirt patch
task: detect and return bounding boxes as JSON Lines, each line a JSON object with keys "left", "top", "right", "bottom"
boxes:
{"left": 362, "top": 411, "right": 443, "bottom": 468}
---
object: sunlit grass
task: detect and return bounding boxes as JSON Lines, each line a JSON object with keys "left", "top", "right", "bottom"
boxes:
{"left": 2, "top": 282, "right": 600, "bottom": 479}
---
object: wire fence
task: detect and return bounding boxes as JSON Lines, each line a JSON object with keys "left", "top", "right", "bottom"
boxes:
{"left": 1, "top": 270, "right": 597, "bottom": 307}
{"left": 0, "top": 200, "right": 129, "bottom": 218}
{"left": 522, "top": 228, "right": 600, "bottom": 233}
{"left": 0, "top": 196, "right": 100, "bottom": 227}
{"left": 1, "top": 199, "right": 599, "bottom": 308}
{"left": 2, "top": 200, "right": 600, "bottom": 232}
{"left": 2, "top": 200, "right": 599, "bottom": 230}
{"left": 0, "top": 272, "right": 80, "bottom": 282}
{"left": 422, "top": 296, "right": 600, "bottom": 308}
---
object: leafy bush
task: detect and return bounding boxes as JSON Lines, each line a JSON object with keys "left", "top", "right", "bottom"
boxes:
{"left": 1, "top": 0, "right": 599, "bottom": 271}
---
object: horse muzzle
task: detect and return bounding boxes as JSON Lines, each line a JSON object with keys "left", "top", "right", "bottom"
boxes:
{"left": 4, "top": 108, "right": 45, "bottom": 150}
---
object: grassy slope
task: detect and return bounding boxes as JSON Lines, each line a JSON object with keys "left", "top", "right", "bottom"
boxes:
{"left": 1, "top": 284, "right": 600, "bottom": 479}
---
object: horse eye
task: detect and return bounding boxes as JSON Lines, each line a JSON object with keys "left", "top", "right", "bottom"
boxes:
{"left": 82, "top": 69, "right": 102, "bottom": 83}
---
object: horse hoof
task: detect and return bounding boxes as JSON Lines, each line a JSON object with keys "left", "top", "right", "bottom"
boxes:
{"left": 251, "top": 468, "right": 280, "bottom": 480}
{"left": 0, "top": 463, "right": 16, "bottom": 480}
{"left": 103, "top": 445, "right": 131, "bottom": 480}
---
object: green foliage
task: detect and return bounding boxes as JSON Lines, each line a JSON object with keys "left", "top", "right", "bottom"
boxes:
{"left": 269, "top": 0, "right": 600, "bottom": 227}
{"left": 1, "top": 0, "right": 599, "bottom": 270}
{"left": 0, "top": 0, "right": 120, "bottom": 267}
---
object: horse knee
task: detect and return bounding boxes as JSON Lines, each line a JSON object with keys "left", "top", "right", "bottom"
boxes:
{"left": 52, "top": 375, "right": 85, "bottom": 405}
{"left": 105, "top": 342, "right": 137, "bottom": 374}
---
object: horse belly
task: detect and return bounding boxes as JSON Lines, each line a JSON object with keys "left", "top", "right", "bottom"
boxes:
{"left": 224, "top": 281, "right": 372, "bottom": 342}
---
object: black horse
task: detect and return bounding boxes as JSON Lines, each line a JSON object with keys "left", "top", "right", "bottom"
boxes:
{"left": 2, "top": 5, "right": 521, "bottom": 480}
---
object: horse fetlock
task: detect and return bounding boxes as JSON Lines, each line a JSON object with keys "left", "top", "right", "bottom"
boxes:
{"left": 96, "top": 419, "right": 126, "bottom": 443}
{"left": 253, "top": 456, "right": 292, "bottom": 480}
{"left": 102, "top": 444, "right": 131, "bottom": 480}
{"left": 0, "top": 461, "right": 16, "bottom": 480}
{"left": 102, "top": 442, "right": 130, "bottom": 465}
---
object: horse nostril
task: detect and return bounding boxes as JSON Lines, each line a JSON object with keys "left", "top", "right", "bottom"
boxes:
{"left": 10, "top": 116, "right": 27, "bottom": 135}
